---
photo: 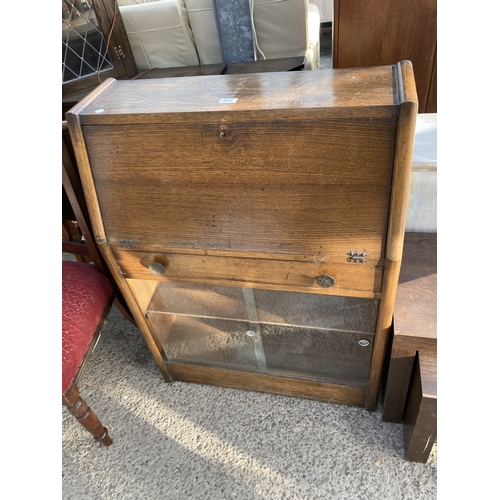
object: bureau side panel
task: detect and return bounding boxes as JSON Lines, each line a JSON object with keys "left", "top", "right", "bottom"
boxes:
{"left": 83, "top": 117, "right": 397, "bottom": 262}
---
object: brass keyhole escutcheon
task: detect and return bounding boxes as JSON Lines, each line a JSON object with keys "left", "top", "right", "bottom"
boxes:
{"left": 316, "top": 274, "right": 335, "bottom": 288}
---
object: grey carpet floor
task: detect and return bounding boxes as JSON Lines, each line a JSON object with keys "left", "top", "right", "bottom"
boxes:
{"left": 62, "top": 302, "right": 437, "bottom": 500}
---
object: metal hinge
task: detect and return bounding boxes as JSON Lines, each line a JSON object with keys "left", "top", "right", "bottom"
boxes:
{"left": 120, "top": 239, "right": 135, "bottom": 249}
{"left": 347, "top": 251, "right": 368, "bottom": 263}
{"left": 114, "top": 45, "right": 125, "bottom": 59}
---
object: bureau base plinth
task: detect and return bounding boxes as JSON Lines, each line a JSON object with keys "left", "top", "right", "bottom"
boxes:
{"left": 164, "top": 363, "right": 368, "bottom": 407}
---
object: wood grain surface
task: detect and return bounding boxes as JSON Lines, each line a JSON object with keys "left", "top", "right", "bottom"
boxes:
{"left": 394, "top": 233, "right": 437, "bottom": 342}
{"left": 164, "top": 363, "right": 368, "bottom": 406}
{"left": 333, "top": 0, "right": 436, "bottom": 112}
{"left": 403, "top": 350, "right": 437, "bottom": 462}
{"left": 85, "top": 118, "right": 396, "bottom": 261}
{"left": 113, "top": 248, "right": 383, "bottom": 297}
{"left": 382, "top": 232, "right": 436, "bottom": 421}
{"left": 66, "top": 63, "right": 418, "bottom": 408}
{"left": 70, "top": 66, "right": 402, "bottom": 124}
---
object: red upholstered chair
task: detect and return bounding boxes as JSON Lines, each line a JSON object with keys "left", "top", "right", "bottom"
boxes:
{"left": 62, "top": 261, "right": 114, "bottom": 446}
{"left": 63, "top": 121, "right": 135, "bottom": 325}
{"left": 62, "top": 122, "right": 131, "bottom": 446}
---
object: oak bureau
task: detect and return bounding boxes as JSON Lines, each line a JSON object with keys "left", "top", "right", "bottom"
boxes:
{"left": 66, "top": 61, "right": 417, "bottom": 410}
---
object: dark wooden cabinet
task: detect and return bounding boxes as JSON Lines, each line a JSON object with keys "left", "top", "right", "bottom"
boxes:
{"left": 62, "top": 0, "right": 137, "bottom": 99}
{"left": 333, "top": 0, "right": 437, "bottom": 113}
{"left": 66, "top": 62, "right": 417, "bottom": 410}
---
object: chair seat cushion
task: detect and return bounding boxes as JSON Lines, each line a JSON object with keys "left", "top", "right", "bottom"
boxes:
{"left": 62, "top": 262, "right": 113, "bottom": 394}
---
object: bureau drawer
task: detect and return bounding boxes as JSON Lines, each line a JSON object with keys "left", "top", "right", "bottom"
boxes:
{"left": 114, "top": 249, "right": 383, "bottom": 296}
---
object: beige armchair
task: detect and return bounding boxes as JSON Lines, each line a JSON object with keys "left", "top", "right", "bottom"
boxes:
{"left": 117, "top": 0, "right": 320, "bottom": 71}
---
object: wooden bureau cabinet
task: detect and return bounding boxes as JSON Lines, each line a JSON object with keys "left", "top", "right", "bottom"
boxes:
{"left": 66, "top": 62, "right": 417, "bottom": 410}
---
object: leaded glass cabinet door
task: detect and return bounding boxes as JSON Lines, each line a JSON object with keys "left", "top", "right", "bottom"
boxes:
{"left": 62, "top": 0, "right": 136, "bottom": 97}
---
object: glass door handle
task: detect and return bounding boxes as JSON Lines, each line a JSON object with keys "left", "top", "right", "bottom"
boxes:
{"left": 242, "top": 288, "right": 267, "bottom": 372}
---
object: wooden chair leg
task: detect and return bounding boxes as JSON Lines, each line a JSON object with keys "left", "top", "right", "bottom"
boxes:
{"left": 63, "top": 385, "right": 112, "bottom": 446}
{"left": 113, "top": 297, "right": 137, "bottom": 327}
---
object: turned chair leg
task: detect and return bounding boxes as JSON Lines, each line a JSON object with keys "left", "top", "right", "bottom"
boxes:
{"left": 63, "top": 385, "right": 112, "bottom": 446}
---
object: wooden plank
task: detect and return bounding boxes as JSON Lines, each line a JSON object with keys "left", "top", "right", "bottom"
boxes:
{"left": 71, "top": 66, "right": 402, "bottom": 125}
{"left": 382, "top": 232, "right": 437, "bottom": 422}
{"left": 403, "top": 350, "right": 437, "bottom": 462}
{"left": 114, "top": 249, "right": 383, "bottom": 297}
{"left": 166, "top": 363, "right": 367, "bottom": 406}
{"left": 381, "top": 346, "right": 415, "bottom": 422}
{"left": 394, "top": 233, "right": 437, "bottom": 341}
{"left": 333, "top": 0, "right": 436, "bottom": 113}
{"left": 84, "top": 118, "right": 396, "bottom": 260}
{"left": 425, "top": 50, "right": 437, "bottom": 113}
{"left": 365, "top": 61, "right": 418, "bottom": 410}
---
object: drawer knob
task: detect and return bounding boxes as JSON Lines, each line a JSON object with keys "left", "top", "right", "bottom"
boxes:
{"left": 148, "top": 262, "right": 166, "bottom": 275}
{"left": 316, "top": 274, "right": 335, "bottom": 288}
{"left": 141, "top": 254, "right": 169, "bottom": 275}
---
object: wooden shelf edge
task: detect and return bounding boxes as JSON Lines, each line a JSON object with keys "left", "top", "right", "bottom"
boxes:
{"left": 166, "top": 363, "right": 367, "bottom": 406}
